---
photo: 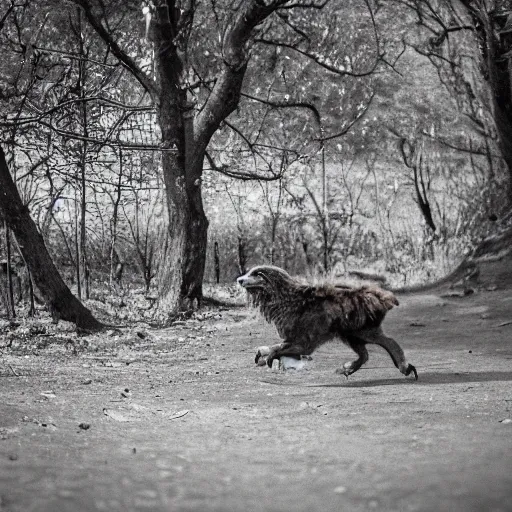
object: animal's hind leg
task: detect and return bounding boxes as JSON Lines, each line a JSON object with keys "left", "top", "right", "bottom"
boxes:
{"left": 336, "top": 338, "right": 368, "bottom": 378}
{"left": 358, "top": 328, "right": 418, "bottom": 380}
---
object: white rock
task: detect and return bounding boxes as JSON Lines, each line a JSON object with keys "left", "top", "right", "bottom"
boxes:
{"left": 280, "top": 357, "right": 307, "bottom": 370}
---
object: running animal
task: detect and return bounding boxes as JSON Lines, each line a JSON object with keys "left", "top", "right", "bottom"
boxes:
{"left": 237, "top": 265, "right": 417, "bottom": 380}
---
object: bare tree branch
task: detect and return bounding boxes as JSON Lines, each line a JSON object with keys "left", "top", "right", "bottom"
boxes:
{"left": 318, "top": 91, "right": 375, "bottom": 142}
{"left": 0, "top": 95, "right": 154, "bottom": 127}
{"left": 71, "top": 0, "right": 158, "bottom": 99}
{"left": 255, "top": 38, "right": 380, "bottom": 77}
{"left": 194, "top": 0, "right": 289, "bottom": 145}
{"left": 204, "top": 150, "right": 282, "bottom": 181}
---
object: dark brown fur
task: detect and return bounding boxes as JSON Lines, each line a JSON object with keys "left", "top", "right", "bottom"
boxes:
{"left": 237, "top": 265, "right": 417, "bottom": 380}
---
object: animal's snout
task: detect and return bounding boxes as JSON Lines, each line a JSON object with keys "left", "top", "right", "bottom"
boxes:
{"left": 237, "top": 275, "right": 247, "bottom": 286}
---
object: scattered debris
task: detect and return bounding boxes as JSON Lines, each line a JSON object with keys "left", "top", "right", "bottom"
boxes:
{"left": 410, "top": 322, "right": 426, "bottom": 327}
{"left": 441, "top": 291, "right": 469, "bottom": 298}
{"left": 169, "top": 410, "right": 189, "bottom": 420}
{"left": 103, "top": 408, "right": 132, "bottom": 422}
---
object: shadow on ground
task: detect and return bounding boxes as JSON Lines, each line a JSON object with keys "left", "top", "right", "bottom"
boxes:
{"left": 309, "top": 370, "right": 512, "bottom": 388}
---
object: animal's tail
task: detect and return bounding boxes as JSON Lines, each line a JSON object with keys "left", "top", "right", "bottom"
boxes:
{"left": 366, "top": 286, "right": 399, "bottom": 309}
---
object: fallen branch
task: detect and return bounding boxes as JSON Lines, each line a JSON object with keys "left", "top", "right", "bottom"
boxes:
{"left": 169, "top": 410, "right": 189, "bottom": 420}
{"left": 495, "top": 320, "right": 512, "bottom": 328}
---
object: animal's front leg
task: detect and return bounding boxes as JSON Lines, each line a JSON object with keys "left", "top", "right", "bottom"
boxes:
{"left": 268, "top": 342, "right": 307, "bottom": 368}
{"left": 258, "top": 342, "right": 304, "bottom": 368}
{"left": 255, "top": 343, "right": 287, "bottom": 366}
{"left": 336, "top": 339, "right": 369, "bottom": 378}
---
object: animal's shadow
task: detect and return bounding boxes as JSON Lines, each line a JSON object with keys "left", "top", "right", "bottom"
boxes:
{"left": 310, "top": 371, "right": 512, "bottom": 388}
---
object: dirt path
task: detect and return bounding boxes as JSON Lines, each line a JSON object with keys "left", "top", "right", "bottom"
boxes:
{"left": 1, "top": 289, "right": 512, "bottom": 512}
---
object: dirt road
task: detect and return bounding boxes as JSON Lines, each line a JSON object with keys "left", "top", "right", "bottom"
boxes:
{"left": 1, "top": 288, "right": 512, "bottom": 511}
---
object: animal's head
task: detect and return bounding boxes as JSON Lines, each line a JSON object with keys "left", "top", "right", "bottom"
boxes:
{"left": 237, "top": 265, "right": 293, "bottom": 295}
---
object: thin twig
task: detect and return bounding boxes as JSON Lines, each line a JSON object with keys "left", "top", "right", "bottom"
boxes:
{"left": 8, "top": 364, "right": 19, "bottom": 377}
{"left": 169, "top": 410, "right": 189, "bottom": 420}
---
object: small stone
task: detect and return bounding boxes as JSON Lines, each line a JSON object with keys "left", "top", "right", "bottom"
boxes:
{"left": 78, "top": 423, "right": 90, "bottom": 430}
{"left": 333, "top": 485, "right": 346, "bottom": 494}
{"left": 499, "top": 418, "right": 512, "bottom": 424}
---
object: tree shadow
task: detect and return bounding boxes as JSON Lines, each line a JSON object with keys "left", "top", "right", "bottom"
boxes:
{"left": 311, "top": 371, "right": 512, "bottom": 388}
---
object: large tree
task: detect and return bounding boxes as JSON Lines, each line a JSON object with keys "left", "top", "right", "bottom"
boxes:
{"left": 71, "top": 0, "right": 379, "bottom": 318}
{"left": 0, "top": 145, "right": 104, "bottom": 331}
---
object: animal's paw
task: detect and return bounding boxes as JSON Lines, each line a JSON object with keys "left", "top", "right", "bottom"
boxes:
{"left": 255, "top": 356, "right": 268, "bottom": 366}
{"left": 405, "top": 363, "right": 418, "bottom": 380}
{"left": 335, "top": 361, "right": 355, "bottom": 379}
{"left": 255, "top": 346, "right": 270, "bottom": 365}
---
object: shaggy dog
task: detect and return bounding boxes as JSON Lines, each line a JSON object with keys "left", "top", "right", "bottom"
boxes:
{"left": 237, "top": 265, "right": 417, "bottom": 380}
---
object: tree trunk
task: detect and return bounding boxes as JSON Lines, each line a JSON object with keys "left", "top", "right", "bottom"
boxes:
{"left": 214, "top": 241, "right": 220, "bottom": 284}
{"left": 77, "top": 0, "right": 283, "bottom": 320}
{"left": 0, "top": 146, "right": 104, "bottom": 331}
{"left": 4, "top": 222, "right": 16, "bottom": 318}
{"left": 238, "top": 235, "right": 247, "bottom": 276}
{"left": 157, "top": 149, "right": 209, "bottom": 313}
{"left": 458, "top": 1, "right": 512, "bottom": 193}
{"left": 77, "top": 16, "right": 90, "bottom": 300}
{"left": 110, "top": 151, "right": 123, "bottom": 291}
{"left": 156, "top": 101, "right": 209, "bottom": 317}
{"left": 78, "top": 148, "right": 89, "bottom": 299}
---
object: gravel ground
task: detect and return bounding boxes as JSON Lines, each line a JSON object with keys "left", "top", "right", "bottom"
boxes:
{"left": 1, "top": 288, "right": 512, "bottom": 512}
